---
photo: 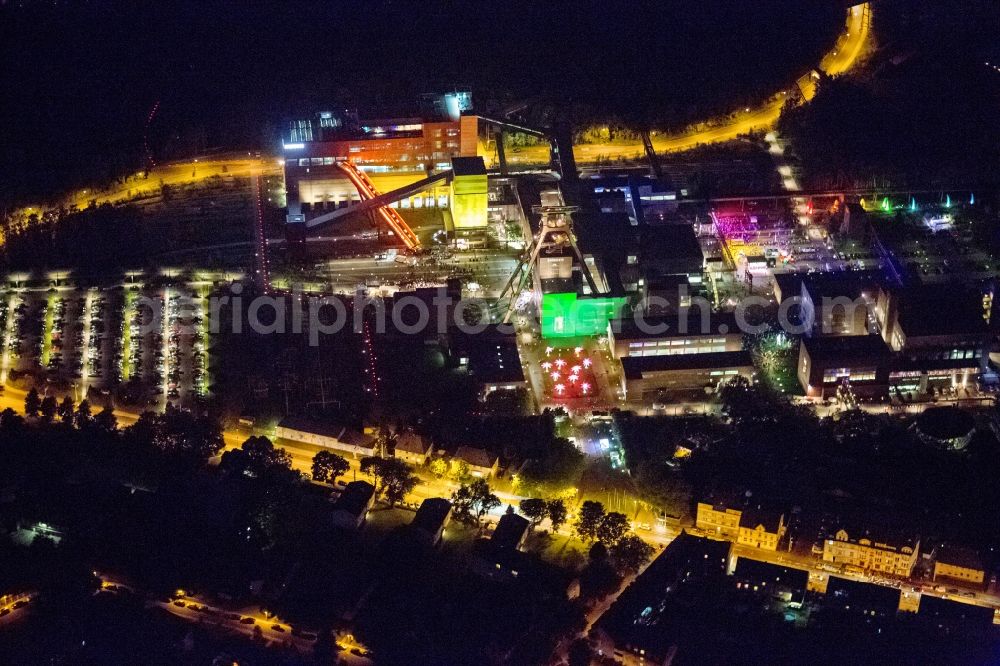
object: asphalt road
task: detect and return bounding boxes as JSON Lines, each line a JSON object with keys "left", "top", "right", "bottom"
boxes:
{"left": 495, "top": 3, "right": 871, "bottom": 167}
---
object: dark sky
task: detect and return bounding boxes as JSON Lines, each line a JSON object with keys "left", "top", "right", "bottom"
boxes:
{"left": 0, "top": 0, "right": 843, "bottom": 206}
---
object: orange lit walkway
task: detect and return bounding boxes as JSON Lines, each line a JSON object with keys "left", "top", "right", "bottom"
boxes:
{"left": 335, "top": 161, "right": 421, "bottom": 250}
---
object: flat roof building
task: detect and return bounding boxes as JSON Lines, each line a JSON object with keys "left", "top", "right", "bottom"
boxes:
{"left": 331, "top": 481, "right": 376, "bottom": 530}
{"left": 608, "top": 311, "right": 742, "bottom": 360}
{"left": 448, "top": 326, "right": 526, "bottom": 394}
{"left": 797, "top": 334, "right": 892, "bottom": 398}
{"left": 621, "top": 350, "right": 754, "bottom": 400}
{"left": 732, "top": 557, "right": 809, "bottom": 605}
{"left": 824, "top": 576, "right": 901, "bottom": 618}
{"left": 595, "top": 532, "right": 731, "bottom": 665}
{"left": 410, "top": 498, "right": 453, "bottom": 546}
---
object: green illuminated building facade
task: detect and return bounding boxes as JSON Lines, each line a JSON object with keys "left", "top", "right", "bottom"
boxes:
{"left": 540, "top": 292, "right": 627, "bottom": 338}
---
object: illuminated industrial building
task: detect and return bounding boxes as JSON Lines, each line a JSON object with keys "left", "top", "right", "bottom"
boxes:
{"left": 283, "top": 93, "right": 479, "bottom": 226}
{"left": 497, "top": 188, "right": 626, "bottom": 338}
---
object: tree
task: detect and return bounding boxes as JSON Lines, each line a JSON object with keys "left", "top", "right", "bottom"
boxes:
{"left": 220, "top": 436, "right": 292, "bottom": 478}
{"left": 74, "top": 399, "right": 92, "bottom": 429}
{"left": 39, "top": 395, "right": 58, "bottom": 423}
{"left": 597, "top": 512, "right": 630, "bottom": 547}
{"left": 547, "top": 499, "right": 568, "bottom": 533}
{"left": 575, "top": 501, "right": 605, "bottom": 543}
{"left": 610, "top": 534, "right": 654, "bottom": 575}
{"left": 520, "top": 498, "right": 549, "bottom": 527}
{"left": 24, "top": 388, "right": 40, "bottom": 417}
{"left": 517, "top": 437, "right": 585, "bottom": 497}
{"left": 125, "top": 405, "right": 223, "bottom": 461}
{"left": 374, "top": 427, "right": 398, "bottom": 458}
{"left": 94, "top": 405, "right": 117, "bottom": 432}
{"left": 383, "top": 467, "right": 418, "bottom": 507}
{"left": 360, "top": 457, "right": 417, "bottom": 506}
{"left": 632, "top": 461, "right": 692, "bottom": 518}
{"left": 451, "top": 478, "right": 500, "bottom": 526}
{"left": 429, "top": 457, "right": 448, "bottom": 479}
{"left": 58, "top": 396, "right": 74, "bottom": 424}
{"left": 449, "top": 459, "right": 471, "bottom": 482}
{"left": 312, "top": 450, "right": 349, "bottom": 484}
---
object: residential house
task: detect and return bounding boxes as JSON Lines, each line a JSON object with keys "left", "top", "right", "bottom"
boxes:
{"left": 393, "top": 432, "right": 432, "bottom": 466}
{"left": 491, "top": 512, "right": 530, "bottom": 552}
{"left": 821, "top": 527, "right": 920, "bottom": 577}
{"left": 410, "top": 498, "right": 452, "bottom": 546}
{"left": 276, "top": 416, "right": 377, "bottom": 459}
{"left": 453, "top": 445, "right": 499, "bottom": 479}
{"left": 696, "top": 500, "right": 786, "bottom": 551}
{"left": 331, "top": 481, "right": 376, "bottom": 530}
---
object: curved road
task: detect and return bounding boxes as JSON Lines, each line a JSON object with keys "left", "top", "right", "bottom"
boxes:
{"left": 496, "top": 3, "right": 871, "bottom": 166}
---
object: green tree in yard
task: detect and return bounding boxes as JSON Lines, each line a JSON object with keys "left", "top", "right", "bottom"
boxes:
{"left": 311, "top": 450, "right": 349, "bottom": 484}
{"left": 360, "top": 457, "right": 417, "bottom": 506}
{"left": 451, "top": 478, "right": 500, "bottom": 526}
{"left": 58, "top": 396, "right": 74, "bottom": 424}
{"left": 383, "top": 465, "right": 418, "bottom": 507}
{"left": 39, "top": 395, "right": 58, "bottom": 423}
{"left": 575, "top": 500, "right": 606, "bottom": 543}
{"left": 449, "top": 459, "right": 471, "bottom": 482}
{"left": 429, "top": 457, "right": 448, "bottom": 479}
{"left": 25, "top": 388, "right": 40, "bottom": 417}
{"left": 520, "top": 498, "right": 549, "bottom": 527}
{"left": 597, "top": 512, "right": 630, "bottom": 547}
{"left": 610, "top": 534, "right": 654, "bottom": 575}
{"left": 74, "top": 399, "right": 92, "bottom": 429}
{"left": 547, "top": 499, "right": 568, "bottom": 533}
{"left": 633, "top": 461, "right": 692, "bottom": 518}
{"left": 516, "top": 437, "right": 585, "bottom": 497}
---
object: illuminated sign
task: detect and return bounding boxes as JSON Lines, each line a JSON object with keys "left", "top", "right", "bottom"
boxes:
{"left": 283, "top": 143, "right": 305, "bottom": 150}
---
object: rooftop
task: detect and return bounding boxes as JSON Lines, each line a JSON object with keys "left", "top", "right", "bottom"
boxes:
{"left": 621, "top": 350, "right": 753, "bottom": 379}
{"left": 637, "top": 224, "right": 704, "bottom": 266}
{"left": 826, "top": 576, "right": 900, "bottom": 613}
{"left": 892, "top": 284, "right": 997, "bottom": 338}
{"left": 738, "top": 505, "right": 784, "bottom": 534}
{"left": 611, "top": 311, "right": 740, "bottom": 340}
{"left": 332, "top": 481, "right": 375, "bottom": 517}
{"left": 733, "top": 557, "right": 808, "bottom": 592}
{"left": 597, "top": 532, "right": 731, "bottom": 660}
{"left": 451, "top": 156, "right": 487, "bottom": 177}
{"left": 454, "top": 445, "right": 497, "bottom": 470}
{"left": 800, "top": 271, "right": 882, "bottom": 302}
{"left": 827, "top": 526, "right": 919, "bottom": 554}
{"left": 491, "top": 512, "right": 530, "bottom": 551}
{"left": 935, "top": 544, "right": 984, "bottom": 571}
{"left": 411, "top": 498, "right": 452, "bottom": 535}
{"left": 801, "top": 335, "right": 892, "bottom": 363}
{"left": 394, "top": 432, "right": 431, "bottom": 456}
{"left": 278, "top": 416, "right": 346, "bottom": 440}
{"left": 918, "top": 595, "right": 994, "bottom": 628}
{"left": 450, "top": 326, "right": 525, "bottom": 385}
